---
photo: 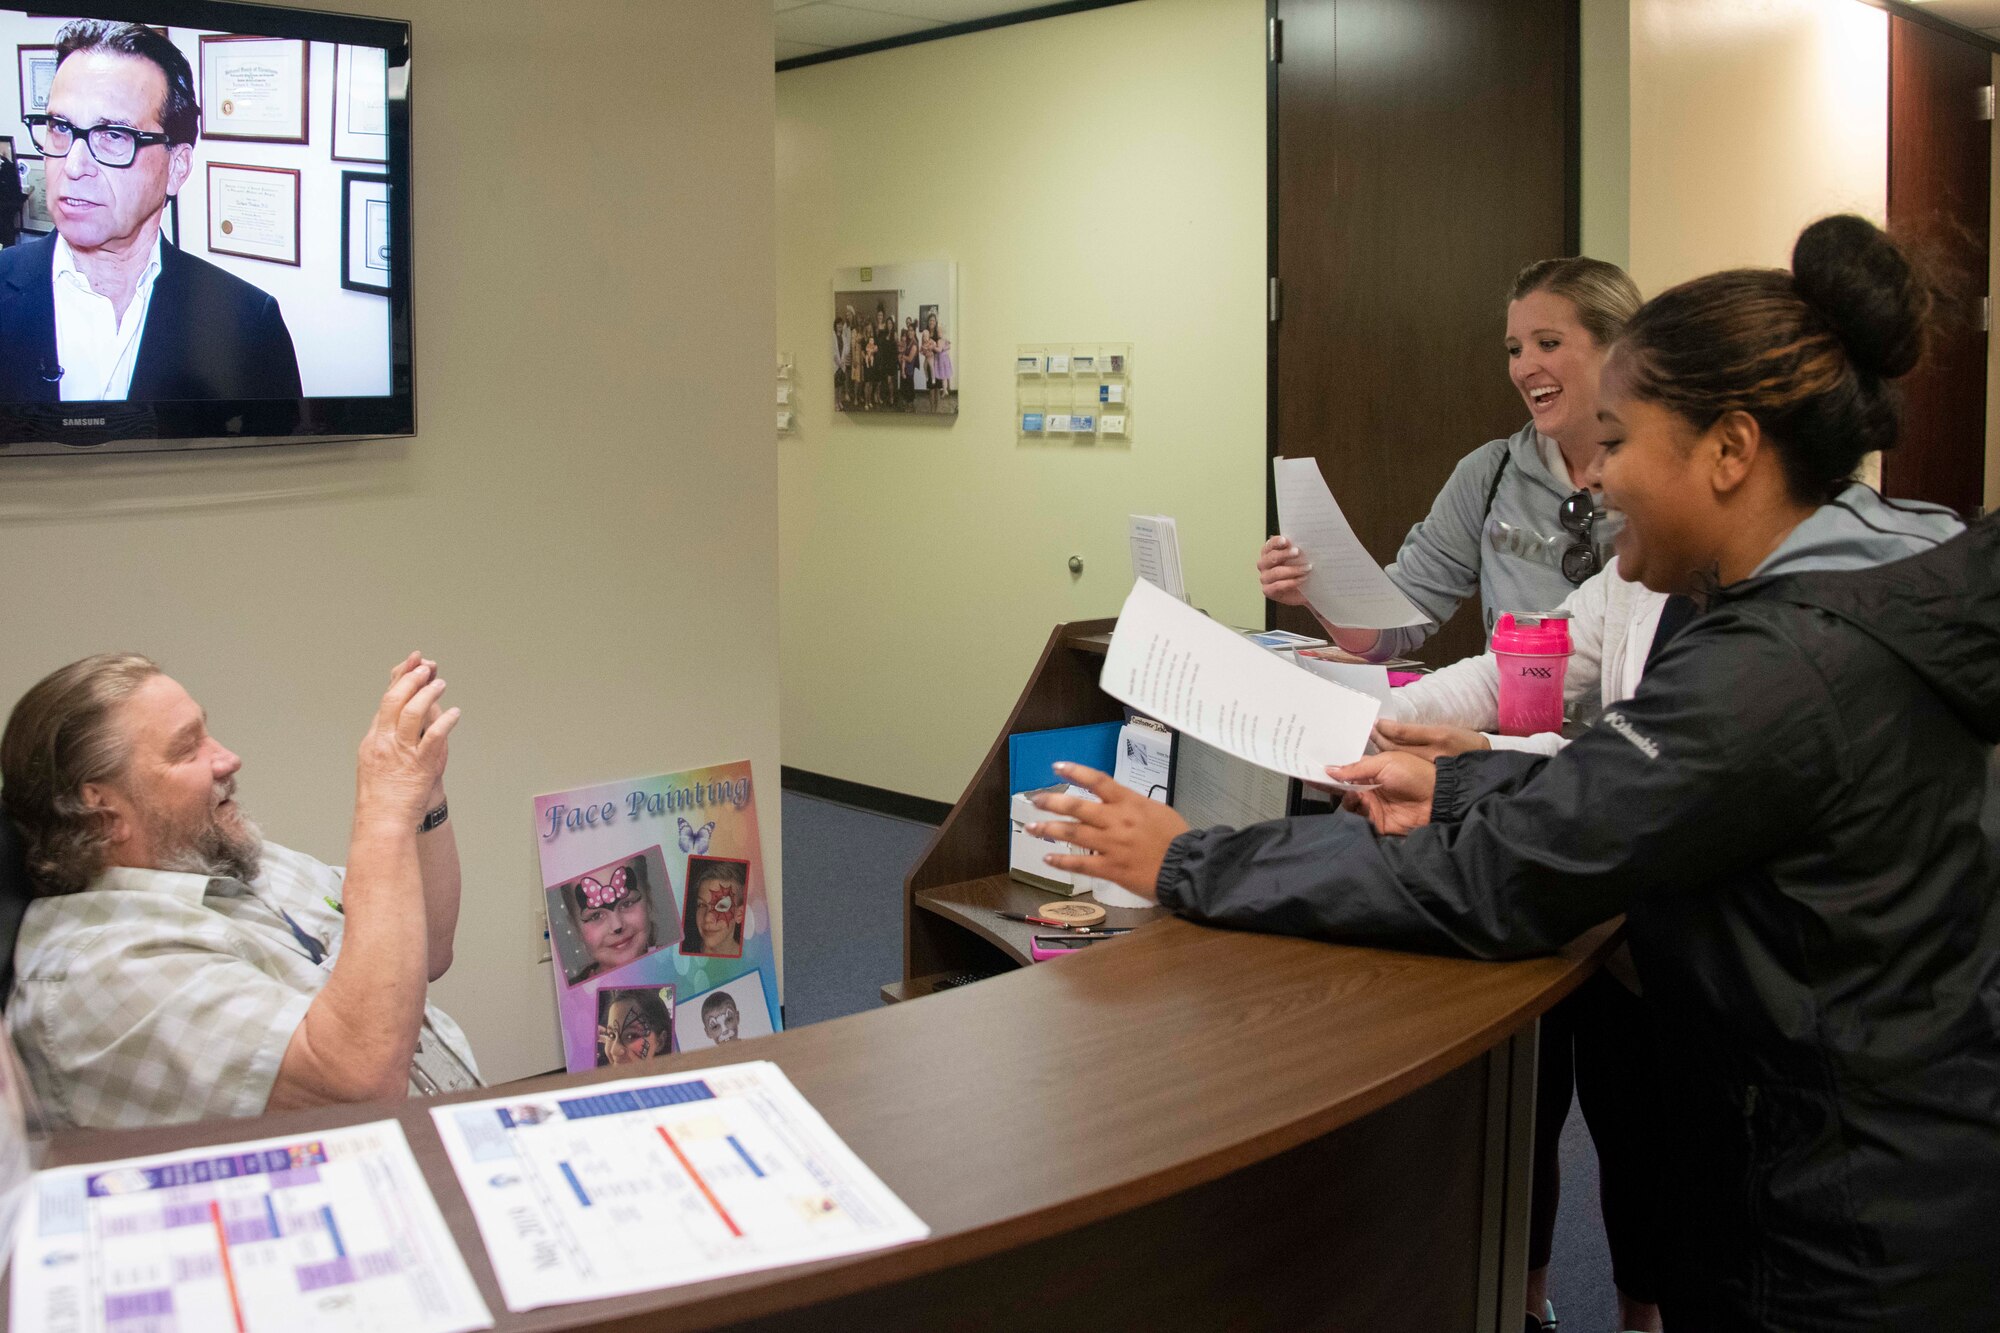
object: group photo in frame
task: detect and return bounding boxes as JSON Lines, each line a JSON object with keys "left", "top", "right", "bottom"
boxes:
{"left": 831, "top": 260, "right": 958, "bottom": 417}
{"left": 340, "top": 170, "right": 389, "bottom": 294}
{"left": 205, "top": 161, "right": 299, "bottom": 266}
{"left": 198, "top": 33, "right": 308, "bottom": 143}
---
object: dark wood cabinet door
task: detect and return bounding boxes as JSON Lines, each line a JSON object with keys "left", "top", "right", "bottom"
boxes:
{"left": 1269, "top": 0, "right": 1579, "bottom": 664}
{"left": 1887, "top": 14, "right": 1991, "bottom": 518}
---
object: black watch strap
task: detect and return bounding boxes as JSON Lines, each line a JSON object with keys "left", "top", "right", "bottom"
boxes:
{"left": 418, "top": 799, "right": 449, "bottom": 834}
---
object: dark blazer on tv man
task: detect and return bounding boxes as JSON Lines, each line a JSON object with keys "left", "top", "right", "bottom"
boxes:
{"left": 0, "top": 232, "right": 302, "bottom": 403}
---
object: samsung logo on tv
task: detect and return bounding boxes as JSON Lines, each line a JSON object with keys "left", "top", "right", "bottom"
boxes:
{"left": 62, "top": 418, "right": 108, "bottom": 428}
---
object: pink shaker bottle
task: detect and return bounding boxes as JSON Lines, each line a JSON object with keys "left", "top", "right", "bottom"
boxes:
{"left": 1492, "top": 614, "right": 1572, "bottom": 737}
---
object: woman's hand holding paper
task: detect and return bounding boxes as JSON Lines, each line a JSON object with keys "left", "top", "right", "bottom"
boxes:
{"left": 1028, "top": 762, "right": 1190, "bottom": 901}
{"left": 1328, "top": 752, "right": 1436, "bottom": 836}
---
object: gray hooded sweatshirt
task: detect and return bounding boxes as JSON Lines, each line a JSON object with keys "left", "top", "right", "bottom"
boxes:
{"left": 1374, "top": 422, "right": 1608, "bottom": 659}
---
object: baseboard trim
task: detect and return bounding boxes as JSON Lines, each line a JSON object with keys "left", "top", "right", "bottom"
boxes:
{"left": 781, "top": 767, "right": 950, "bottom": 826}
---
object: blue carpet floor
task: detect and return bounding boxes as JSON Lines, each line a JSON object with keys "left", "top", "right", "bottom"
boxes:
{"left": 777, "top": 790, "right": 934, "bottom": 1029}
{"left": 779, "top": 788, "right": 1619, "bottom": 1327}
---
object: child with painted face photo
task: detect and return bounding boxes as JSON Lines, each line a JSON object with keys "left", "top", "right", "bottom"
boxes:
{"left": 560, "top": 853, "right": 661, "bottom": 984}
{"left": 596, "top": 987, "right": 674, "bottom": 1067}
{"left": 680, "top": 856, "right": 748, "bottom": 959}
{"left": 700, "top": 990, "right": 740, "bottom": 1044}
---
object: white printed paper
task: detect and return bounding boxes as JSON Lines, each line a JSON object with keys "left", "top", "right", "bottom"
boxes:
{"left": 1128, "top": 514, "right": 1186, "bottom": 601}
{"left": 432, "top": 1062, "right": 929, "bottom": 1312}
{"left": 1172, "top": 735, "right": 1292, "bottom": 831}
{"left": 1100, "top": 579, "right": 1380, "bottom": 783}
{"left": 1273, "top": 456, "right": 1429, "bottom": 629}
{"left": 1113, "top": 722, "right": 1173, "bottom": 802}
{"left": 9, "top": 1121, "right": 491, "bottom": 1333}
{"left": 1297, "top": 655, "right": 1395, "bottom": 706}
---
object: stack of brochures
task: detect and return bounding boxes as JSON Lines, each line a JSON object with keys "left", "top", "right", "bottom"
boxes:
{"left": 1128, "top": 514, "right": 1187, "bottom": 601}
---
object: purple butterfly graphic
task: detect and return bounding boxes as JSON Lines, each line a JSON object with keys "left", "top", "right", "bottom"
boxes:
{"left": 678, "top": 818, "right": 715, "bottom": 855}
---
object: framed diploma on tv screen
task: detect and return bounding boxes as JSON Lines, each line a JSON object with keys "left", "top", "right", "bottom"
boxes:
{"left": 198, "top": 33, "right": 307, "bottom": 143}
{"left": 0, "top": 1, "right": 415, "bottom": 457}
{"left": 205, "top": 162, "right": 300, "bottom": 265}
{"left": 340, "top": 171, "right": 390, "bottom": 294}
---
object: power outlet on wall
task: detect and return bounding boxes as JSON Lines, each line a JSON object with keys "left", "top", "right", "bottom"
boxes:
{"left": 533, "top": 904, "right": 551, "bottom": 965}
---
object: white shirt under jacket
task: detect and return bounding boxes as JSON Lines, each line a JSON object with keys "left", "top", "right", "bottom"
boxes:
{"left": 1381, "top": 555, "right": 1669, "bottom": 756}
{"left": 51, "top": 233, "right": 162, "bottom": 402}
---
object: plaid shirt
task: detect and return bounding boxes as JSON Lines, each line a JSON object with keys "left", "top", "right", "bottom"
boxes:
{"left": 7, "top": 842, "right": 480, "bottom": 1130}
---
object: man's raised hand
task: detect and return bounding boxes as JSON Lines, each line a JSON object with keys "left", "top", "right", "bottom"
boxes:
{"left": 357, "top": 652, "right": 461, "bottom": 824}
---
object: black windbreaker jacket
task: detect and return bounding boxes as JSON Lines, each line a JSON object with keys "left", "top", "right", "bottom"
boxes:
{"left": 1157, "top": 516, "right": 2000, "bottom": 1331}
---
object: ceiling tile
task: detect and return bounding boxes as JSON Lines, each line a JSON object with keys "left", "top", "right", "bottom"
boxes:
{"left": 1910, "top": 0, "right": 2000, "bottom": 33}
{"left": 774, "top": 3, "right": 942, "bottom": 48}
{"left": 776, "top": 38, "right": 833, "bottom": 61}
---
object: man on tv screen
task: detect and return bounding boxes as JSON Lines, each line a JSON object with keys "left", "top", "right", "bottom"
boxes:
{"left": 0, "top": 21, "right": 301, "bottom": 403}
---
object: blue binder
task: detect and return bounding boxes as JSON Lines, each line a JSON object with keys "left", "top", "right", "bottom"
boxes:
{"left": 1007, "top": 720, "right": 1122, "bottom": 795}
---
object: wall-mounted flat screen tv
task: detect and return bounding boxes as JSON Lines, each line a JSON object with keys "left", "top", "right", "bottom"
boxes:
{"left": 0, "top": 0, "right": 410, "bottom": 456}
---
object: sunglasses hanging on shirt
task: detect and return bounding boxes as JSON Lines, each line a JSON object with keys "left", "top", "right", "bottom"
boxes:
{"left": 1558, "top": 489, "right": 1602, "bottom": 585}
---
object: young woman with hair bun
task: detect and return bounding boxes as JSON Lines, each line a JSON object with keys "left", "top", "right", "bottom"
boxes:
{"left": 1031, "top": 215, "right": 1998, "bottom": 1329}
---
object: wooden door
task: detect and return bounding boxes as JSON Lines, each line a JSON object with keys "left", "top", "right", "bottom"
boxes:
{"left": 1887, "top": 15, "right": 1991, "bottom": 517}
{"left": 1269, "top": 0, "right": 1579, "bottom": 665}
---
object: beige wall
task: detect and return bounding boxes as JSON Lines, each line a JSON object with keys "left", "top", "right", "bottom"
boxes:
{"left": 1626, "top": 0, "right": 1888, "bottom": 295}
{"left": 776, "top": 0, "right": 1267, "bottom": 804}
{"left": 0, "top": 0, "right": 781, "bottom": 1082}
{"left": 1580, "top": 0, "right": 1632, "bottom": 269}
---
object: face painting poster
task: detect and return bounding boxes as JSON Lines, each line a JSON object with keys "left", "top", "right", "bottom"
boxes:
{"left": 535, "top": 761, "right": 780, "bottom": 1072}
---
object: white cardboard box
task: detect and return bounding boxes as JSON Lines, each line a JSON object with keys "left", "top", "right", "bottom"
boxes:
{"left": 1008, "top": 785, "right": 1107, "bottom": 897}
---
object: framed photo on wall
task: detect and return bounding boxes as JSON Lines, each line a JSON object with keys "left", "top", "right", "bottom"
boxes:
{"left": 830, "top": 260, "right": 958, "bottom": 419}
{"left": 340, "top": 170, "right": 391, "bottom": 294}
{"left": 17, "top": 154, "right": 51, "bottom": 235}
{"left": 17, "top": 45, "right": 56, "bottom": 121}
{"left": 198, "top": 35, "right": 309, "bottom": 144}
{"left": 206, "top": 162, "right": 300, "bottom": 265}
{"left": 332, "top": 43, "right": 389, "bottom": 163}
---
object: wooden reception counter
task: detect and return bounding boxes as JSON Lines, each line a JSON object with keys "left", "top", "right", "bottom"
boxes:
{"left": 14, "top": 621, "right": 1616, "bottom": 1331}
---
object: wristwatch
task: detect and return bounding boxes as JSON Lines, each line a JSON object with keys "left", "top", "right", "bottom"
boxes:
{"left": 418, "top": 799, "right": 449, "bottom": 834}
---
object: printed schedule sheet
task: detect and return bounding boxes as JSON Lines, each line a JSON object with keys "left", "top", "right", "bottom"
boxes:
{"left": 9, "top": 1120, "right": 491, "bottom": 1333}
{"left": 431, "top": 1061, "right": 930, "bottom": 1311}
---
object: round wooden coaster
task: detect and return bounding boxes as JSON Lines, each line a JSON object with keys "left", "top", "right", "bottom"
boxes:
{"left": 1037, "top": 900, "right": 1106, "bottom": 927}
